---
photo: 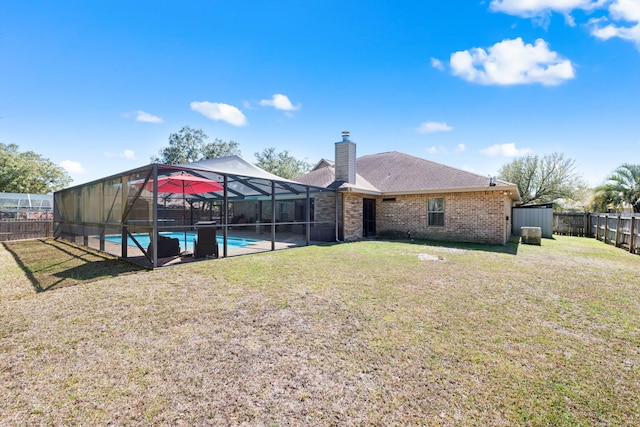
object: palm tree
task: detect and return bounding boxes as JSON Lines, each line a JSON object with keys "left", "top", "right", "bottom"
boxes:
{"left": 594, "top": 164, "right": 640, "bottom": 213}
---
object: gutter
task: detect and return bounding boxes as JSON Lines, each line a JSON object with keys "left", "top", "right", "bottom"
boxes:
{"left": 337, "top": 184, "right": 521, "bottom": 201}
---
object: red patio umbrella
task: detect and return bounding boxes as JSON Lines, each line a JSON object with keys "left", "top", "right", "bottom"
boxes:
{"left": 139, "top": 173, "right": 223, "bottom": 252}
{"left": 142, "top": 173, "right": 224, "bottom": 194}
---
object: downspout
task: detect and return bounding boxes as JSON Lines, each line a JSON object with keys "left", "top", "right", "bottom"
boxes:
{"left": 335, "top": 191, "right": 341, "bottom": 242}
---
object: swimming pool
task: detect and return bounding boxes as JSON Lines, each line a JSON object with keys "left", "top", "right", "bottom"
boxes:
{"left": 104, "top": 232, "right": 257, "bottom": 251}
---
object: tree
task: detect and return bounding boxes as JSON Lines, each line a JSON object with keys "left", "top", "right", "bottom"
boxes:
{"left": 254, "top": 147, "right": 313, "bottom": 179}
{"left": 591, "top": 189, "right": 615, "bottom": 213}
{"left": 0, "top": 143, "right": 72, "bottom": 193}
{"left": 201, "top": 138, "right": 241, "bottom": 160}
{"left": 152, "top": 126, "right": 241, "bottom": 164}
{"left": 498, "top": 152, "right": 585, "bottom": 205}
{"left": 554, "top": 184, "right": 594, "bottom": 212}
{"left": 593, "top": 164, "right": 640, "bottom": 213}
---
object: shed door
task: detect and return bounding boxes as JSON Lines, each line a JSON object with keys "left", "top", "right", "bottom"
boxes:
{"left": 363, "top": 198, "right": 376, "bottom": 237}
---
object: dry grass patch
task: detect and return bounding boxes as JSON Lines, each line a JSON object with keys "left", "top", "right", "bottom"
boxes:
{"left": 1, "top": 236, "right": 639, "bottom": 425}
{"left": 1, "top": 238, "right": 143, "bottom": 293}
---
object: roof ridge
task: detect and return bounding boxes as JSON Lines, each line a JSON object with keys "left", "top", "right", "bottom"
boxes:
{"left": 358, "top": 151, "right": 517, "bottom": 186}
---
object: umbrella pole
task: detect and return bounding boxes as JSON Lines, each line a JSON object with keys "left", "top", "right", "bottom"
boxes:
{"left": 183, "top": 181, "right": 187, "bottom": 253}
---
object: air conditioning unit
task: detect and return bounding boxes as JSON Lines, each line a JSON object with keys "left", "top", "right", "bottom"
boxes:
{"left": 520, "top": 226, "right": 542, "bottom": 245}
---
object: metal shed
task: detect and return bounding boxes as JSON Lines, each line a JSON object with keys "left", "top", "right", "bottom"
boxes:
{"left": 512, "top": 203, "right": 553, "bottom": 238}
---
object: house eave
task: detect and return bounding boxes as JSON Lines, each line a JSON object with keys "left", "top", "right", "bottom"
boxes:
{"left": 336, "top": 186, "right": 382, "bottom": 196}
{"left": 383, "top": 185, "right": 519, "bottom": 197}
{"left": 338, "top": 184, "right": 521, "bottom": 201}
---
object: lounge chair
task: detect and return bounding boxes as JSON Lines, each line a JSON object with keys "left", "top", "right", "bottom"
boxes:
{"left": 148, "top": 234, "right": 180, "bottom": 258}
{"left": 194, "top": 221, "right": 218, "bottom": 259}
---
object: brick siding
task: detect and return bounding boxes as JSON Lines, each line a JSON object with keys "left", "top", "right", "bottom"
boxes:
{"left": 313, "top": 192, "right": 336, "bottom": 224}
{"left": 342, "top": 193, "right": 364, "bottom": 241}
{"left": 338, "top": 191, "right": 512, "bottom": 245}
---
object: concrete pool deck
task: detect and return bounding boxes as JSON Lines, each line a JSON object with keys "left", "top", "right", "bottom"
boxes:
{"left": 83, "top": 229, "right": 329, "bottom": 267}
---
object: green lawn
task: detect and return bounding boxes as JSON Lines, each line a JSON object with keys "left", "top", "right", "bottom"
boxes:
{"left": 1, "top": 236, "right": 639, "bottom": 426}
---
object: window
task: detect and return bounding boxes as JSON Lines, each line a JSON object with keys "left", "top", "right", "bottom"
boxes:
{"left": 279, "top": 202, "right": 291, "bottom": 221}
{"left": 428, "top": 197, "right": 445, "bottom": 226}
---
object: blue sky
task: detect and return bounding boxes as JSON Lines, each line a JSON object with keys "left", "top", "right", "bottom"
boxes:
{"left": 1, "top": 0, "right": 639, "bottom": 187}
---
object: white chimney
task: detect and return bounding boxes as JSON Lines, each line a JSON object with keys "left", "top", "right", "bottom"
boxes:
{"left": 335, "top": 131, "right": 356, "bottom": 184}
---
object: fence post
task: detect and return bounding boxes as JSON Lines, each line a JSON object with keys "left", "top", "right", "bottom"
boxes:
{"left": 596, "top": 215, "right": 602, "bottom": 240}
{"left": 584, "top": 213, "right": 589, "bottom": 237}
{"left": 630, "top": 217, "right": 637, "bottom": 254}
{"left": 615, "top": 214, "right": 621, "bottom": 247}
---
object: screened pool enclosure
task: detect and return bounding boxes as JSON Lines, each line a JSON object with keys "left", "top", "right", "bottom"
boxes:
{"left": 54, "top": 156, "right": 336, "bottom": 267}
{"left": 0, "top": 192, "right": 53, "bottom": 220}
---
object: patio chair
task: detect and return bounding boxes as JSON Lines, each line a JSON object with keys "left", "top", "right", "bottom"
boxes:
{"left": 148, "top": 234, "right": 180, "bottom": 258}
{"left": 194, "top": 221, "right": 218, "bottom": 259}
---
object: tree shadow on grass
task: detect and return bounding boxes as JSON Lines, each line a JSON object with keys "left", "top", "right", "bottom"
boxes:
{"left": 2, "top": 238, "right": 145, "bottom": 293}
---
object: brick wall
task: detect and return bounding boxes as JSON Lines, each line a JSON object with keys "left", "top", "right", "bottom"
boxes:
{"left": 336, "top": 191, "right": 511, "bottom": 245}
{"left": 232, "top": 200, "right": 259, "bottom": 222}
{"left": 377, "top": 191, "right": 511, "bottom": 244}
{"left": 342, "top": 192, "right": 364, "bottom": 241}
{"left": 308, "top": 191, "right": 511, "bottom": 244}
{"left": 311, "top": 192, "right": 337, "bottom": 241}
{"left": 313, "top": 192, "right": 336, "bottom": 224}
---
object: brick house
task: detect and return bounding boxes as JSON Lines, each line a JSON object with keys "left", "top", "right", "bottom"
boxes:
{"left": 294, "top": 132, "right": 521, "bottom": 245}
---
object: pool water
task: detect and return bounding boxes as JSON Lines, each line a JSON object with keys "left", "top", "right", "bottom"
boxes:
{"left": 104, "top": 232, "right": 256, "bottom": 252}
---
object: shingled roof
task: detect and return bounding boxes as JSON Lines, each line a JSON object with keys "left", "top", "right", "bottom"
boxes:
{"left": 294, "top": 151, "right": 519, "bottom": 198}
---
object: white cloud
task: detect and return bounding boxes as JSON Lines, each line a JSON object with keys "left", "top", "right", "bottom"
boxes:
{"left": 60, "top": 160, "right": 86, "bottom": 174}
{"left": 259, "top": 94, "right": 301, "bottom": 111}
{"left": 609, "top": 0, "right": 640, "bottom": 22}
{"left": 491, "top": 0, "right": 640, "bottom": 48}
{"left": 450, "top": 38, "right": 575, "bottom": 86}
{"left": 122, "top": 149, "right": 135, "bottom": 159}
{"left": 455, "top": 143, "right": 466, "bottom": 152}
{"left": 490, "top": 0, "right": 604, "bottom": 20}
{"left": 590, "top": 0, "right": 640, "bottom": 48}
{"left": 480, "top": 143, "right": 533, "bottom": 157}
{"left": 417, "top": 121, "right": 453, "bottom": 134}
{"left": 430, "top": 57, "right": 445, "bottom": 71}
{"left": 426, "top": 146, "right": 440, "bottom": 154}
{"left": 565, "top": 14, "right": 577, "bottom": 26}
{"left": 134, "top": 110, "right": 163, "bottom": 123}
{"left": 190, "top": 101, "right": 248, "bottom": 126}
{"left": 105, "top": 150, "right": 136, "bottom": 159}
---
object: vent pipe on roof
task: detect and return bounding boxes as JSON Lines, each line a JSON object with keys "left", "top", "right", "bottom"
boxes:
{"left": 335, "top": 131, "right": 356, "bottom": 184}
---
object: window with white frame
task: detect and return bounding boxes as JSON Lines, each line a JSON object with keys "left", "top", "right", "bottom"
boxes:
{"left": 428, "top": 197, "right": 445, "bottom": 226}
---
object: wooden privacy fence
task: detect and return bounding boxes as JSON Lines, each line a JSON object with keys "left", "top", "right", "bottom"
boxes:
{"left": 0, "top": 220, "right": 53, "bottom": 242}
{"left": 591, "top": 214, "right": 639, "bottom": 254}
{"left": 553, "top": 213, "right": 639, "bottom": 254}
{"left": 553, "top": 213, "right": 590, "bottom": 236}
